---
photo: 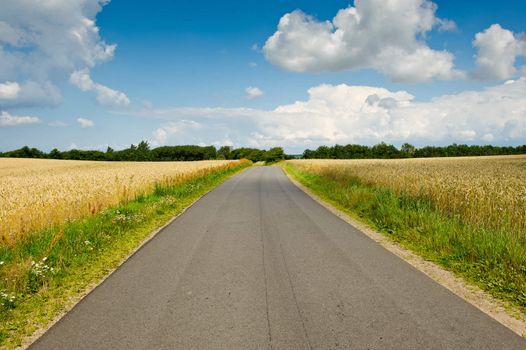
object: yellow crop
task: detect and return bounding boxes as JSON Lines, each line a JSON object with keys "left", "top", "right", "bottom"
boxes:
{"left": 287, "top": 156, "right": 526, "bottom": 235}
{"left": 0, "top": 158, "right": 247, "bottom": 245}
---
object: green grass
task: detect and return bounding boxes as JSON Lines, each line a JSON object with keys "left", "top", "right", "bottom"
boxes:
{"left": 0, "top": 162, "right": 250, "bottom": 348}
{"left": 282, "top": 163, "right": 526, "bottom": 315}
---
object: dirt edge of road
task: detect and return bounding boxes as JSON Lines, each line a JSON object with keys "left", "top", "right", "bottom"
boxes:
{"left": 282, "top": 167, "right": 526, "bottom": 339}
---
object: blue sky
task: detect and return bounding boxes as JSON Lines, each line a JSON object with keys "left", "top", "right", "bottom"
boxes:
{"left": 1, "top": 0, "right": 526, "bottom": 153}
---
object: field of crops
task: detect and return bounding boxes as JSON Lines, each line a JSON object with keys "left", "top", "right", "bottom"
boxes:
{"left": 287, "top": 156, "right": 526, "bottom": 236}
{"left": 0, "top": 158, "right": 246, "bottom": 246}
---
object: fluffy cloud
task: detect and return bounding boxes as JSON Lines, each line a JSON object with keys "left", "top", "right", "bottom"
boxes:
{"left": 139, "top": 79, "right": 526, "bottom": 150}
{"left": 0, "top": 81, "right": 62, "bottom": 109}
{"left": 0, "top": 111, "right": 40, "bottom": 127}
{"left": 268, "top": 80, "right": 526, "bottom": 146}
{"left": 245, "top": 86, "right": 264, "bottom": 99}
{"left": 151, "top": 120, "right": 203, "bottom": 146}
{"left": 263, "top": 0, "right": 463, "bottom": 82}
{"left": 0, "top": 0, "right": 125, "bottom": 108}
{"left": 0, "top": 82, "right": 20, "bottom": 100}
{"left": 472, "top": 24, "right": 526, "bottom": 80}
{"left": 70, "top": 69, "right": 130, "bottom": 108}
{"left": 77, "top": 117, "right": 94, "bottom": 128}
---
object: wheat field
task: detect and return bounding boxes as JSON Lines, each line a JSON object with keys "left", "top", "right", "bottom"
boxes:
{"left": 287, "top": 156, "right": 526, "bottom": 236}
{"left": 0, "top": 158, "right": 247, "bottom": 245}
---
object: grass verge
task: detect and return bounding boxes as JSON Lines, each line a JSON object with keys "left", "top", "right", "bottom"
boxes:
{"left": 282, "top": 163, "right": 526, "bottom": 315}
{"left": 0, "top": 161, "right": 251, "bottom": 348}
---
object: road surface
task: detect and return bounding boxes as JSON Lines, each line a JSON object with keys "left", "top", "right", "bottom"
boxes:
{"left": 30, "top": 166, "right": 526, "bottom": 349}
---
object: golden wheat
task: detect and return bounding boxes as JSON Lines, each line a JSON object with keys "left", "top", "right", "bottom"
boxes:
{"left": 287, "top": 156, "right": 526, "bottom": 234}
{"left": 0, "top": 158, "right": 247, "bottom": 245}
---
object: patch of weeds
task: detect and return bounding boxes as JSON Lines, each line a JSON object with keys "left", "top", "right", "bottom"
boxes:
{"left": 27, "top": 257, "right": 56, "bottom": 293}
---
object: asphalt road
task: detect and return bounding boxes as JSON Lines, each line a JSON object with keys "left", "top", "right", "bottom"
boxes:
{"left": 30, "top": 166, "right": 526, "bottom": 350}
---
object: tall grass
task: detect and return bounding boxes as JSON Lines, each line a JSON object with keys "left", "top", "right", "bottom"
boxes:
{"left": 287, "top": 156, "right": 526, "bottom": 236}
{"left": 284, "top": 156, "right": 526, "bottom": 311}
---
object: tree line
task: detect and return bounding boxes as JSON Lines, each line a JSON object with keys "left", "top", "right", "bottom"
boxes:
{"left": 302, "top": 143, "right": 526, "bottom": 159}
{"left": 0, "top": 141, "right": 287, "bottom": 163}
{"left": 1, "top": 141, "right": 525, "bottom": 162}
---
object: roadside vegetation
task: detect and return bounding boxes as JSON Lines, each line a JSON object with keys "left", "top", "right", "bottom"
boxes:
{"left": 283, "top": 156, "right": 526, "bottom": 313}
{"left": 0, "top": 159, "right": 250, "bottom": 348}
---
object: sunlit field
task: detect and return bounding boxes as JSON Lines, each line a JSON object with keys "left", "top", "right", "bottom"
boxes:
{"left": 0, "top": 158, "right": 246, "bottom": 245}
{"left": 287, "top": 156, "right": 526, "bottom": 236}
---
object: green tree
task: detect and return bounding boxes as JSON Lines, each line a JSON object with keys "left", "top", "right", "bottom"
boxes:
{"left": 263, "top": 147, "right": 285, "bottom": 163}
{"left": 400, "top": 143, "right": 416, "bottom": 157}
{"left": 48, "top": 148, "right": 62, "bottom": 159}
{"left": 218, "top": 146, "right": 233, "bottom": 160}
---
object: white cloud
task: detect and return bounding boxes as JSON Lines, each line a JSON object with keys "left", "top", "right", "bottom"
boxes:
{"left": 153, "top": 127, "right": 169, "bottom": 145}
{"left": 0, "top": 82, "right": 20, "bottom": 100}
{"left": 436, "top": 18, "right": 457, "bottom": 32}
{"left": 249, "top": 62, "right": 258, "bottom": 68}
{"left": 263, "top": 0, "right": 463, "bottom": 82}
{"left": 0, "top": 111, "right": 40, "bottom": 127}
{"left": 245, "top": 86, "right": 264, "bottom": 99}
{"left": 70, "top": 69, "right": 130, "bottom": 108}
{"left": 77, "top": 117, "right": 94, "bottom": 128}
{"left": 137, "top": 79, "right": 526, "bottom": 150}
{"left": 0, "top": 0, "right": 122, "bottom": 108}
{"left": 151, "top": 120, "right": 202, "bottom": 146}
{"left": 472, "top": 24, "right": 526, "bottom": 80}
{"left": 267, "top": 80, "right": 526, "bottom": 146}
{"left": 0, "top": 81, "right": 62, "bottom": 109}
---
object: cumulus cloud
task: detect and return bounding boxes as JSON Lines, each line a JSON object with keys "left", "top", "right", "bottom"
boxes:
{"left": 0, "top": 81, "right": 62, "bottom": 109}
{"left": 0, "top": 0, "right": 125, "bottom": 108}
{"left": 138, "top": 79, "right": 526, "bottom": 150}
{"left": 0, "top": 111, "right": 40, "bottom": 127}
{"left": 77, "top": 117, "right": 94, "bottom": 128}
{"left": 263, "top": 0, "right": 463, "bottom": 82}
{"left": 70, "top": 69, "right": 130, "bottom": 108}
{"left": 0, "top": 82, "right": 20, "bottom": 100}
{"left": 472, "top": 24, "right": 526, "bottom": 80}
{"left": 267, "top": 80, "right": 526, "bottom": 146}
{"left": 151, "top": 120, "right": 202, "bottom": 146}
{"left": 245, "top": 86, "right": 264, "bottom": 99}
